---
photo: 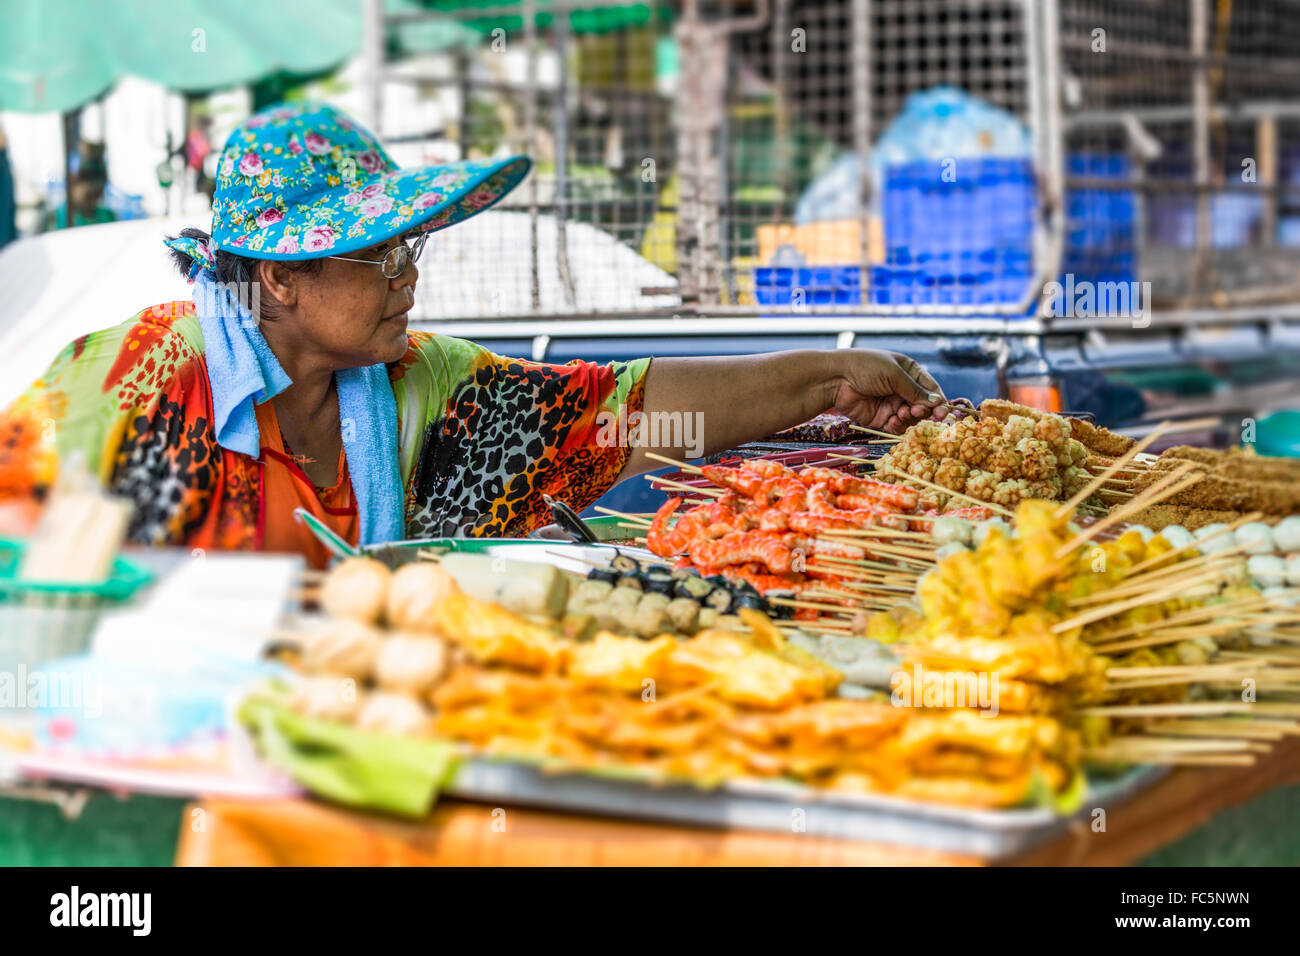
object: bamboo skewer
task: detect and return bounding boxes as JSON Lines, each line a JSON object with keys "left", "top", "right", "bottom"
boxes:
{"left": 1120, "top": 543, "right": 1249, "bottom": 587}
{"left": 847, "top": 424, "right": 902, "bottom": 441}
{"left": 871, "top": 463, "right": 1015, "bottom": 518}
{"left": 1095, "top": 736, "right": 1257, "bottom": 753}
{"left": 847, "top": 539, "right": 938, "bottom": 563}
{"left": 804, "top": 567, "right": 919, "bottom": 588}
{"left": 1105, "top": 661, "right": 1259, "bottom": 679}
{"left": 1083, "top": 750, "right": 1257, "bottom": 767}
{"left": 807, "top": 553, "right": 926, "bottom": 574}
{"left": 1149, "top": 720, "right": 1294, "bottom": 740}
{"left": 821, "top": 577, "right": 917, "bottom": 592}
{"left": 1052, "top": 569, "right": 1225, "bottom": 634}
{"left": 1145, "top": 415, "right": 1225, "bottom": 437}
{"left": 1067, "top": 555, "right": 1244, "bottom": 607}
{"left": 592, "top": 506, "right": 653, "bottom": 526}
{"left": 1054, "top": 422, "right": 1171, "bottom": 518}
{"left": 646, "top": 475, "right": 726, "bottom": 498}
{"left": 1089, "top": 622, "right": 1268, "bottom": 655}
{"left": 767, "top": 596, "right": 856, "bottom": 615}
{"left": 644, "top": 451, "right": 702, "bottom": 473}
{"left": 1084, "top": 594, "right": 1283, "bottom": 644}
{"left": 811, "top": 525, "right": 933, "bottom": 541}
{"left": 1053, "top": 461, "right": 1203, "bottom": 559}
{"left": 1102, "top": 668, "right": 1300, "bottom": 692}
{"left": 1078, "top": 701, "right": 1300, "bottom": 718}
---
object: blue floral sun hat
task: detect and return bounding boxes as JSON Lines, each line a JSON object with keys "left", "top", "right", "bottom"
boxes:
{"left": 170, "top": 100, "right": 530, "bottom": 263}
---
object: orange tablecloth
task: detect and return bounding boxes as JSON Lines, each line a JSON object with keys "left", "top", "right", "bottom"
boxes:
{"left": 176, "top": 736, "right": 1300, "bottom": 866}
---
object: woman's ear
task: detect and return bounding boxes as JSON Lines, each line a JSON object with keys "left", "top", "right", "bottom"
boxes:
{"left": 258, "top": 260, "right": 298, "bottom": 312}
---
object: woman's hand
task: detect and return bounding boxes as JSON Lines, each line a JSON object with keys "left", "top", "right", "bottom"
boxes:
{"left": 828, "top": 350, "right": 957, "bottom": 433}
{"left": 619, "top": 349, "right": 965, "bottom": 478}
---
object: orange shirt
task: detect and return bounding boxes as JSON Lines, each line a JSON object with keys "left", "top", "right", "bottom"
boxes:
{"left": 254, "top": 399, "right": 360, "bottom": 569}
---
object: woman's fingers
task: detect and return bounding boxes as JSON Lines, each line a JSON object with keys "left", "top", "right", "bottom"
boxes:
{"left": 894, "top": 353, "right": 945, "bottom": 398}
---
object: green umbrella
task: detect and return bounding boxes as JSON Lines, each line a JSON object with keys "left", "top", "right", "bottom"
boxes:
{"left": 0, "top": 0, "right": 482, "bottom": 114}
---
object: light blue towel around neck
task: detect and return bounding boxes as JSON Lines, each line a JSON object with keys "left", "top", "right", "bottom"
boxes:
{"left": 191, "top": 270, "right": 405, "bottom": 545}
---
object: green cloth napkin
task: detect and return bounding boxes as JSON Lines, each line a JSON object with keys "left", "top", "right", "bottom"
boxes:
{"left": 237, "top": 689, "right": 460, "bottom": 818}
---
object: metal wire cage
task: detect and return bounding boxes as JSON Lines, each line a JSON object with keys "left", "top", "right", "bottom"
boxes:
{"left": 370, "top": 0, "right": 1300, "bottom": 321}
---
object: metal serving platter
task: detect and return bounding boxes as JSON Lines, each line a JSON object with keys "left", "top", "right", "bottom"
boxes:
{"left": 296, "top": 512, "right": 1167, "bottom": 859}
{"left": 444, "top": 757, "right": 1164, "bottom": 860}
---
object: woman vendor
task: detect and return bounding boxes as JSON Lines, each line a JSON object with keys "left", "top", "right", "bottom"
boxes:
{"left": 0, "top": 102, "right": 957, "bottom": 568}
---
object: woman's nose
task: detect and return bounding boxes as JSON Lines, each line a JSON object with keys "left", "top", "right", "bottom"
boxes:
{"left": 392, "top": 261, "right": 419, "bottom": 289}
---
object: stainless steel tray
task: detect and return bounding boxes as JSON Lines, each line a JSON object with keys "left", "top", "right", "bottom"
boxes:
{"left": 445, "top": 758, "right": 1165, "bottom": 860}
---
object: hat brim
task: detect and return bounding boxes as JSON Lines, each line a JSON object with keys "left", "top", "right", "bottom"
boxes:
{"left": 221, "top": 154, "right": 531, "bottom": 261}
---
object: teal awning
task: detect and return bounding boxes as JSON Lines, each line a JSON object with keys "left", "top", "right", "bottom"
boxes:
{"left": 422, "top": 1, "right": 668, "bottom": 36}
{"left": 0, "top": 0, "right": 482, "bottom": 114}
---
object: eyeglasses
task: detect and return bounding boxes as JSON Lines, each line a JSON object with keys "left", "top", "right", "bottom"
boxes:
{"left": 327, "top": 233, "right": 428, "bottom": 278}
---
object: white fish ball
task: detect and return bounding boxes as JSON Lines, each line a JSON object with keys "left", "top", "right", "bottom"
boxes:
{"left": 386, "top": 562, "right": 458, "bottom": 632}
{"left": 321, "top": 557, "right": 391, "bottom": 623}
{"left": 972, "top": 517, "right": 1010, "bottom": 547}
{"left": 1156, "top": 525, "right": 1194, "bottom": 552}
{"left": 1262, "top": 586, "right": 1300, "bottom": 609}
{"left": 1285, "top": 554, "right": 1300, "bottom": 587}
{"left": 356, "top": 692, "right": 433, "bottom": 737}
{"left": 374, "top": 634, "right": 450, "bottom": 695}
{"left": 1235, "top": 523, "right": 1275, "bottom": 555}
{"left": 300, "top": 618, "right": 383, "bottom": 680}
{"left": 1273, "top": 516, "right": 1300, "bottom": 553}
{"left": 931, "top": 516, "right": 973, "bottom": 547}
{"left": 1194, "top": 524, "right": 1235, "bottom": 554}
{"left": 1247, "top": 555, "right": 1287, "bottom": 588}
{"left": 290, "top": 675, "right": 364, "bottom": 723}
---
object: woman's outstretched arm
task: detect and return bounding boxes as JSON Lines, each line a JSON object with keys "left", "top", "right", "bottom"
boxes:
{"left": 617, "top": 349, "right": 956, "bottom": 479}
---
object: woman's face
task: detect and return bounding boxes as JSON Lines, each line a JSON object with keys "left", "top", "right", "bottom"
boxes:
{"left": 261, "top": 236, "right": 419, "bottom": 368}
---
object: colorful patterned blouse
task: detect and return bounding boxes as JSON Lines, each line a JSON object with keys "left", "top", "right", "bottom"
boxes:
{"left": 0, "top": 302, "right": 649, "bottom": 559}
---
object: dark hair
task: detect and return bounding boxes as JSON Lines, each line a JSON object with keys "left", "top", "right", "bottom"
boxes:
{"left": 166, "top": 227, "right": 322, "bottom": 321}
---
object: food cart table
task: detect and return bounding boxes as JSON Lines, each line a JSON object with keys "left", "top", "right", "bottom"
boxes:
{"left": 163, "top": 736, "right": 1300, "bottom": 866}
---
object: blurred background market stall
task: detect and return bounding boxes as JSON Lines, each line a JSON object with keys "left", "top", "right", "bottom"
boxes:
{"left": 3, "top": 0, "right": 1300, "bottom": 449}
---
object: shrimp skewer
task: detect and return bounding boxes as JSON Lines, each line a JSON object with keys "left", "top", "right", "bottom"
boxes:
{"left": 798, "top": 466, "right": 920, "bottom": 510}
{"left": 646, "top": 497, "right": 686, "bottom": 557}
{"left": 691, "top": 531, "right": 795, "bottom": 574}
{"left": 718, "top": 562, "right": 810, "bottom": 594}
{"left": 788, "top": 512, "right": 875, "bottom": 536}
{"left": 699, "top": 464, "right": 767, "bottom": 498}
{"left": 740, "top": 458, "right": 799, "bottom": 481}
{"left": 785, "top": 535, "right": 869, "bottom": 560}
